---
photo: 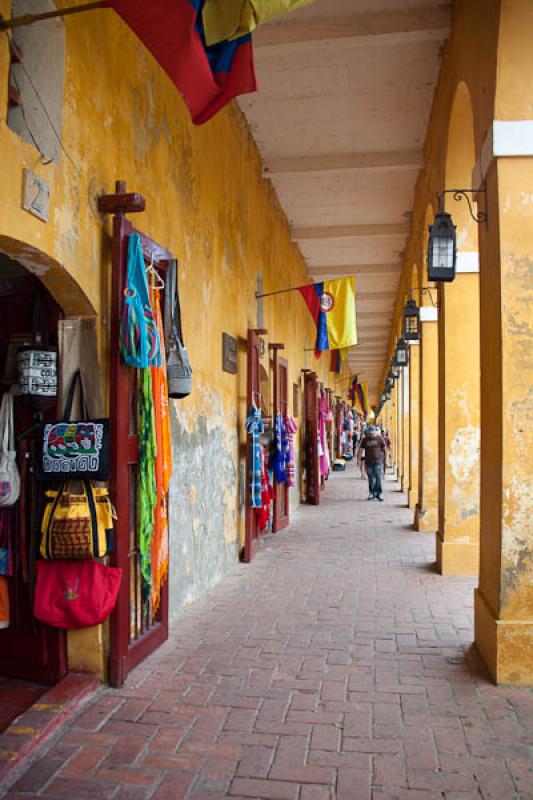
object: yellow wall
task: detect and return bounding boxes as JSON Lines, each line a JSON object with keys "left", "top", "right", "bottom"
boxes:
{"left": 0, "top": 0, "right": 350, "bottom": 676}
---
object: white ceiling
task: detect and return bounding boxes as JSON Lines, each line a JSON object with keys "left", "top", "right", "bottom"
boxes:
{"left": 239, "top": 0, "right": 450, "bottom": 402}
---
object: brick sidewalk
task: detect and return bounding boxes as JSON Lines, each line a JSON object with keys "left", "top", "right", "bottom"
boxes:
{"left": 4, "top": 468, "right": 533, "bottom": 799}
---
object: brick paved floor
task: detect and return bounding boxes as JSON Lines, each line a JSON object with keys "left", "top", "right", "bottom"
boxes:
{"left": 4, "top": 468, "right": 533, "bottom": 799}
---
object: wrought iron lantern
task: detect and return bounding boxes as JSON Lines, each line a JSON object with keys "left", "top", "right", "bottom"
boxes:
{"left": 402, "top": 297, "right": 420, "bottom": 341}
{"left": 388, "top": 368, "right": 399, "bottom": 382}
{"left": 428, "top": 211, "right": 456, "bottom": 282}
{"left": 394, "top": 337, "right": 409, "bottom": 368}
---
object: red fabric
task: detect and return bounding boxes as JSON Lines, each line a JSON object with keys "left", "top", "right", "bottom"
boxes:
{"left": 298, "top": 285, "right": 321, "bottom": 326}
{"left": 34, "top": 561, "right": 122, "bottom": 629}
{"left": 110, "top": 0, "right": 256, "bottom": 124}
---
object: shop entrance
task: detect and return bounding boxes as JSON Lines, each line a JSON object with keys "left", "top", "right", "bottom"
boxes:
{"left": 244, "top": 328, "right": 267, "bottom": 563}
{"left": 304, "top": 370, "right": 320, "bottom": 505}
{"left": 272, "top": 347, "right": 289, "bottom": 532}
{"left": 0, "top": 254, "right": 67, "bottom": 688}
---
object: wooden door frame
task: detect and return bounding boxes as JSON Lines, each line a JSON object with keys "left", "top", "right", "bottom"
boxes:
{"left": 244, "top": 328, "right": 267, "bottom": 563}
{"left": 271, "top": 344, "right": 289, "bottom": 533}
{"left": 99, "top": 181, "right": 170, "bottom": 687}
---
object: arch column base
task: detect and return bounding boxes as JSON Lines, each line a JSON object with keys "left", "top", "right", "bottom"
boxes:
{"left": 475, "top": 589, "right": 533, "bottom": 686}
{"left": 436, "top": 535, "right": 479, "bottom": 575}
{"left": 414, "top": 503, "right": 437, "bottom": 532}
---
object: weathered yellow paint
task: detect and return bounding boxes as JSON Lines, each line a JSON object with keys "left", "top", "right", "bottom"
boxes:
{"left": 414, "top": 314, "right": 438, "bottom": 533}
{"left": 0, "top": 0, "right": 350, "bottom": 676}
{"left": 407, "top": 343, "right": 419, "bottom": 510}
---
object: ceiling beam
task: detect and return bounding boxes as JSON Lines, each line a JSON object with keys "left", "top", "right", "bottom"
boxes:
{"left": 293, "top": 223, "right": 409, "bottom": 240}
{"left": 308, "top": 263, "right": 401, "bottom": 277}
{"left": 357, "top": 290, "right": 396, "bottom": 300}
{"left": 254, "top": 6, "right": 450, "bottom": 48}
{"left": 264, "top": 149, "right": 423, "bottom": 176}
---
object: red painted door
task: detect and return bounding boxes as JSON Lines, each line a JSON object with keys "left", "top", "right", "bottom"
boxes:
{"left": 304, "top": 371, "right": 320, "bottom": 505}
{"left": 0, "top": 272, "right": 66, "bottom": 683}
{"left": 272, "top": 352, "right": 289, "bottom": 532}
{"left": 107, "top": 208, "right": 170, "bottom": 687}
{"left": 244, "top": 329, "right": 267, "bottom": 563}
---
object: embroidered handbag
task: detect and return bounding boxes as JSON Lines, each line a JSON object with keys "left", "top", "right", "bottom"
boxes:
{"left": 120, "top": 233, "right": 162, "bottom": 369}
{"left": 164, "top": 259, "right": 192, "bottom": 399}
{"left": 0, "top": 393, "right": 20, "bottom": 507}
{"left": 40, "top": 480, "right": 115, "bottom": 560}
{"left": 16, "top": 292, "right": 57, "bottom": 399}
{"left": 33, "top": 560, "right": 122, "bottom": 629}
{"left": 37, "top": 370, "right": 110, "bottom": 482}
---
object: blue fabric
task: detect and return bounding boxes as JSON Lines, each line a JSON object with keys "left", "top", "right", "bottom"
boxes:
{"left": 246, "top": 405, "right": 264, "bottom": 508}
{"left": 366, "top": 463, "right": 383, "bottom": 497}
{"left": 120, "top": 234, "right": 162, "bottom": 369}
{"left": 311, "top": 283, "right": 330, "bottom": 351}
{"left": 269, "top": 413, "right": 289, "bottom": 484}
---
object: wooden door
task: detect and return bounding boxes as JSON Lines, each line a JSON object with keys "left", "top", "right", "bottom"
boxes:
{"left": 304, "top": 371, "right": 320, "bottom": 505}
{"left": 244, "top": 328, "right": 266, "bottom": 563}
{"left": 104, "top": 188, "right": 170, "bottom": 687}
{"left": 0, "top": 273, "right": 66, "bottom": 684}
{"left": 272, "top": 351, "right": 289, "bottom": 532}
{"left": 335, "top": 398, "right": 343, "bottom": 458}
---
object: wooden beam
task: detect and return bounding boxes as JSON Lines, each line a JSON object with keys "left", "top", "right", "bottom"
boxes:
{"left": 308, "top": 263, "right": 401, "bottom": 277}
{"left": 254, "top": 6, "right": 450, "bottom": 48}
{"left": 264, "top": 150, "right": 423, "bottom": 176}
{"left": 293, "top": 223, "right": 409, "bottom": 240}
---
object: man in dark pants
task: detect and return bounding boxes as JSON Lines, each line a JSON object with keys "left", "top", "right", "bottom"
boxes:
{"left": 359, "top": 426, "right": 386, "bottom": 501}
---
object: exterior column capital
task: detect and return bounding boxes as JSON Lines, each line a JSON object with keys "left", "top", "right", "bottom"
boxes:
{"left": 473, "top": 120, "right": 533, "bottom": 189}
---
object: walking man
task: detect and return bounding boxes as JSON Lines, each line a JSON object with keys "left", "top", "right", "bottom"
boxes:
{"left": 359, "top": 425, "right": 386, "bottom": 500}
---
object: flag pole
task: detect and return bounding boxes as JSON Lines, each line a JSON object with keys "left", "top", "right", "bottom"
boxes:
{"left": 0, "top": 2, "right": 110, "bottom": 31}
{"left": 255, "top": 275, "right": 355, "bottom": 300}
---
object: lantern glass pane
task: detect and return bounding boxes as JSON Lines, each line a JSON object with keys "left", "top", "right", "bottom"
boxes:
{"left": 431, "top": 235, "right": 454, "bottom": 270}
{"left": 406, "top": 317, "right": 418, "bottom": 335}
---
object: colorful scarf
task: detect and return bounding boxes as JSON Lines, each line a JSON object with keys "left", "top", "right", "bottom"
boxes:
{"left": 285, "top": 416, "right": 298, "bottom": 488}
{"left": 270, "top": 412, "right": 289, "bottom": 484}
{"left": 246, "top": 404, "right": 263, "bottom": 508}
{"left": 149, "top": 286, "right": 173, "bottom": 615}
{"left": 256, "top": 445, "right": 274, "bottom": 532}
{"left": 138, "top": 367, "right": 157, "bottom": 593}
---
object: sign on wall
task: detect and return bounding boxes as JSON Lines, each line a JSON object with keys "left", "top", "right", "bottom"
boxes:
{"left": 22, "top": 169, "right": 50, "bottom": 223}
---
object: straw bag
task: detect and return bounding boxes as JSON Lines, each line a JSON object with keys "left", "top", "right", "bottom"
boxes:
{"left": 0, "top": 394, "right": 20, "bottom": 507}
{"left": 40, "top": 480, "right": 114, "bottom": 560}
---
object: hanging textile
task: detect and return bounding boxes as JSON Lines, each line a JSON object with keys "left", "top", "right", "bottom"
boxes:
{"left": 318, "top": 393, "right": 330, "bottom": 477}
{"left": 256, "top": 445, "right": 274, "bottom": 532}
{"left": 285, "top": 417, "right": 298, "bottom": 488}
{"left": 0, "top": 509, "right": 15, "bottom": 577}
{"left": 245, "top": 404, "right": 263, "bottom": 508}
{"left": 138, "top": 368, "right": 157, "bottom": 593}
{"left": 270, "top": 412, "right": 289, "bottom": 484}
{"left": 0, "top": 576, "right": 9, "bottom": 629}
{"left": 149, "top": 286, "right": 173, "bottom": 615}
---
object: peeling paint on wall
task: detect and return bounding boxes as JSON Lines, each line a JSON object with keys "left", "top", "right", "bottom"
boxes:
{"left": 449, "top": 424, "right": 480, "bottom": 483}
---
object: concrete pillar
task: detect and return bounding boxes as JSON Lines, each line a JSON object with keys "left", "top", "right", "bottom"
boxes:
{"left": 414, "top": 308, "right": 439, "bottom": 531}
{"left": 474, "top": 152, "right": 533, "bottom": 685}
{"left": 437, "top": 265, "right": 480, "bottom": 575}
{"left": 408, "top": 344, "right": 420, "bottom": 509}
{"left": 390, "top": 383, "right": 399, "bottom": 478}
{"left": 401, "top": 366, "right": 410, "bottom": 494}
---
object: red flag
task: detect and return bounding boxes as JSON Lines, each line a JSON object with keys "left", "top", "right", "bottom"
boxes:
{"left": 110, "top": 0, "right": 257, "bottom": 125}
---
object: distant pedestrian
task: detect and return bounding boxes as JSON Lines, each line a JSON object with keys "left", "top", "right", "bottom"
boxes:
{"left": 359, "top": 425, "right": 386, "bottom": 500}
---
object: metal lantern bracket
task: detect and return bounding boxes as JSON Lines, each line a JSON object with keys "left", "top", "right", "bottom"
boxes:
{"left": 438, "top": 185, "right": 487, "bottom": 223}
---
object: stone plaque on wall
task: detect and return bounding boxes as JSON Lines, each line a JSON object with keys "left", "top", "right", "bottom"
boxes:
{"left": 222, "top": 332, "right": 238, "bottom": 374}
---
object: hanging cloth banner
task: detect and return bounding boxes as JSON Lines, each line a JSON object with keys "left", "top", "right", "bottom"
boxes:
{"left": 299, "top": 278, "right": 358, "bottom": 352}
{"left": 109, "top": 0, "right": 257, "bottom": 125}
{"left": 350, "top": 377, "right": 369, "bottom": 417}
{"left": 202, "top": 0, "right": 316, "bottom": 46}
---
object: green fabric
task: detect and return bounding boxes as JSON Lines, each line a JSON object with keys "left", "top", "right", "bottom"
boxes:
{"left": 202, "top": 0, "right": 316, "bottom": 46}
{"left": 138, "top": 368, "right": 157, "bottom": 591}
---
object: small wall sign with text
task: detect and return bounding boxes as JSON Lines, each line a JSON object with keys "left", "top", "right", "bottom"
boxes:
{"left": 222, "top": 333, "right": 238, "bottom": 374}
{"left": 22, "top": 170, "right": 50, "bottom": 222}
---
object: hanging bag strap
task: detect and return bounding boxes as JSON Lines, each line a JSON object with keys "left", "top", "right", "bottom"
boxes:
{"left": 0, "top": 395, "right": 8, "bottom": 456}
{"left": 0, "top": 394, "right": 14, "bottom": 455}
{"left": 164, "top": 259, "right": 184, "bottom": 347}
{"left": 62, "top": 369, "right": 89, "bottom": 422}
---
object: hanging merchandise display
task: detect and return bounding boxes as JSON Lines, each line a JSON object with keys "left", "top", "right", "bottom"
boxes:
{"left": 40, "top": 480, "right": 115, "bottom": 560}
{"left": 0, "top": 576, "right": 9, "bottom": 629}
{"left": 318, "top": 391, "right": 331, "bottom": 478}
{"left": 149, "top": 285, "right": 172, "bottom": 615}
{"left": 138, "top": 367, "right": 157, "bottom": 593}
{"left": 0, "top": 509, "right": 15, "bottom": 576}
{"left": 37, "top": 370, "right": 110, "bottom": 482}
{"left": 164, "top": 260, "right": 192, "bottom": 399}
{"left": 120, "top": 233, "right": 162, "bottom": 369}
{"left": 0, "top": 393, "right": 21, "bottom": 507}
{"left": 246, "top": 404, "right": 264, "bottom": 509}
{"left": 16, "top": 293, "right": 58, "bottom": 399}
{"left": 33, "top": 559, "right": 122, "bottom": 630}
{"left": 285, "top": 416, "right": 298, "bottom": 488}
{"left": 256, "top": 445, "right": 274, "bottom": 532}
{"left": 270, "top": 412, "right": 289, "bottom": 484}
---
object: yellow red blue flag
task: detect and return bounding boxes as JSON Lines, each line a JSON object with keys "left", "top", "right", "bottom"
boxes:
{"left": 202, "top": 0, "right": 316, "bottom": 46}
{"left": 299, "top": 278, "right": 358, "bottom": 352}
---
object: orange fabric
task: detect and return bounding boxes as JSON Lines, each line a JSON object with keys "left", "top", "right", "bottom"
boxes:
{"left": 149, "top": 286, "right": 173, "bottom": 615}
{"left": 0, "top": 577, "right": 9, "bottom": 629}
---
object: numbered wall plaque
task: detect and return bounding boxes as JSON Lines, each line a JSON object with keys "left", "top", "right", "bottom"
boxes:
{"left": 22, "top": 169, "right": 50, "bottom": 223}
{"left": 222, "top": 332, "right": 238, "bottom": 374}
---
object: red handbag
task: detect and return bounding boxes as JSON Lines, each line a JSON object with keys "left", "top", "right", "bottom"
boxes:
{"left": 34, "top": 560, "right": 122, "bottom": 629}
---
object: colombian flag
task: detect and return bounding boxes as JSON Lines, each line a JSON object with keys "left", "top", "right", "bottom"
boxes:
{"left": 202, "top": 0, "right": 316, "bottom": 45}
{"left": 350, "top": 378, "right": 369, "bottom": 417}
{"left": 299, "top": 278, "right": 358, "bottom": 352}
{"left": 109, "top": 0, "right": 257, "bottom": 125}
